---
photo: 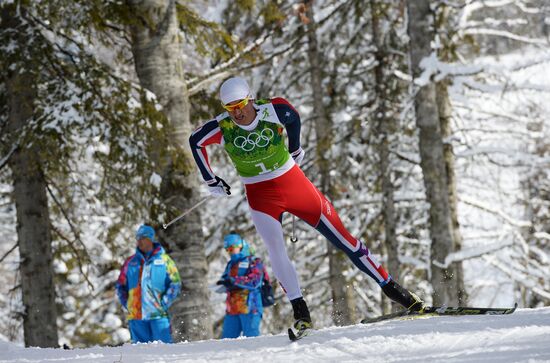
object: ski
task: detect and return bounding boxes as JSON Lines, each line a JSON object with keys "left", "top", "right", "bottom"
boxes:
{"left": 361, "top": 303, "right": 518, "bottom": 324}
{"left": 288, "top": 325, "right": 313, "bottom": 341}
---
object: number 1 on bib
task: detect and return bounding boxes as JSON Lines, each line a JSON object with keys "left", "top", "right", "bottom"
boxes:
{"left": 255, "top": 162, "right": 272, "bottom": 174}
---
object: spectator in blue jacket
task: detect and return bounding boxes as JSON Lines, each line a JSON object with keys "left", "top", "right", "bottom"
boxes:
{"left": 116, "top": 224, "right": 181, "bottom": 343}
{"left": 217, "top": 233, "right": 265, "bottom": 338}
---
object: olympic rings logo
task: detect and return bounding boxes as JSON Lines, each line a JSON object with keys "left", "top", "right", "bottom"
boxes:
{"left": 233, "top": 128, "right": 274, "bottom": 151}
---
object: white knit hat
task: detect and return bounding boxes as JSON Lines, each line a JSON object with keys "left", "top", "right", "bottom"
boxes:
{"left": 219, "top": 77, "right": 251, "bottom": 105}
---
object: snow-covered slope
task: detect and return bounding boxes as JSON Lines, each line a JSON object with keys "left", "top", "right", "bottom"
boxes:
{"left": 1, "top": 306, "right": 549, "bottom": 363}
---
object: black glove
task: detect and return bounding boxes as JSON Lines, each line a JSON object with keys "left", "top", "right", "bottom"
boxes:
{"left": 207, "top": 176, "right": 231, "bottom": 197}
{"left": 216, "top": 278, "right": 234, "bottom": 288}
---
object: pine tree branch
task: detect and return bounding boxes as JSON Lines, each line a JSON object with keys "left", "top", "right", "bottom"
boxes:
{"left": 186, "top": 31, "right": 302, "bottom": 96}
{"left": 45, "top": 181, "right": 96, "bottom": 290}
{"left": 50, "top": 224, "right": 95, "bottom": 291}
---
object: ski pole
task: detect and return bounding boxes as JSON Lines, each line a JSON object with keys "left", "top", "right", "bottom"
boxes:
{"left": 162, "top": 196, "right": 211, "bottom": 230}
{"left": 290, "top": 215, "right": 298, "bottom": 243}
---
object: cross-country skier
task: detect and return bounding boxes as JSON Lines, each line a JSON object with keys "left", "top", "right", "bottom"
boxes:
{"left": 189, "top": 77, "right": 424, "bottom": 336}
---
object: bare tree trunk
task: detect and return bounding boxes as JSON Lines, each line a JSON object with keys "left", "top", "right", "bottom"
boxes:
{"left": 406, "top": 0, "right": 459, "bottom": 306}
{"left": 3, "top": 5, "right": 59, "bottom": 347}
{"left": 127, "top": 0, "right": 212, "bottom": 341}
{"left": 304, "top": 1, "right": 354, "bottom": 326}
{"left": 434, "top": 3, "right": 468, "bottom": 306}
{"left": 437, "top": 82, "right": 467, "bottom": 305}
{"left": 370, "top": 0, "right": 400, "bottom": 313}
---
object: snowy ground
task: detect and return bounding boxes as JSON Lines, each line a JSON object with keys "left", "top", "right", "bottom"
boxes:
{"left": 1, "top": 306, "right": 549, "bottom": 363}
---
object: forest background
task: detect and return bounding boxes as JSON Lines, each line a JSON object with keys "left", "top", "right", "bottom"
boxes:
{"left": 1, "top": 0, "right": 549, "bottom": 349}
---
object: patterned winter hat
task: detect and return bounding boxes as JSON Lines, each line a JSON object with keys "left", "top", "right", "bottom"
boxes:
{"left": 223, "top": 233, "right": 243, "bottom": 249}
{"left": 136, "top": 224, "right": 155, "bottom": 241}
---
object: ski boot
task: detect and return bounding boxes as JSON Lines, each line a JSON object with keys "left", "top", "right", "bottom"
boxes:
{"left": 288, "top": 297, "right": 313, "bottom": 340}
{"left": 382, "top": 279, "right": 425, "bottom": 312}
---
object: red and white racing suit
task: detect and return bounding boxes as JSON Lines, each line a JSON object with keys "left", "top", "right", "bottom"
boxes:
{"left": 190, "top": 97, "right": 390, "bottom": 300}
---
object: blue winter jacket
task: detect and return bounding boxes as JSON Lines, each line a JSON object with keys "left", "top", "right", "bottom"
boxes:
{"left": 221, "top": 253, "right": 264, "bottom": 315}
{"left": 116, "top": 243, "right": 181, "bottom": 320}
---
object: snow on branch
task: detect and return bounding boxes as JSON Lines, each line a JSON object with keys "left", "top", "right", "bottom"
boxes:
{"left": 432, "top": 239, "right": 514, "bottom": 269}
{"left": 463, "top": 28, "right": 548, "bottom": 46}
{"left": 186, "top": 31, "right": 276, "bottom": 95}
{"left": 455, "top": 146, "right": 530, "bottom": 159}
{"left": 533, "top": 287, "right": 550, "bottom": 300}
{"left": 453, "top": 103, "right": 532, "bottom": 125}
{"left": 186, "top": 20, "right": 306, "bottom": 96}
{"left": 415, "top": 52, "right": 484, "bottom": 87}
{"left": 514, "top": 0, "right": 543, "bottom": 14}
{"left": 459, "top": 196, "right": 531, "bottom": 228}
{"left": 509, "top": 54, "right": 550, "bottom": 72}
{"left": 482, "top": 255, "right": 550, "bottom": 300}
{"left": 459, "top": 0, "right": 538, "bottom": 28}
{"left": 45, "top": 182, "right": 96, "bottom": 291}
{"left": 534, "top": 232, "right": 550, "bottom": 241}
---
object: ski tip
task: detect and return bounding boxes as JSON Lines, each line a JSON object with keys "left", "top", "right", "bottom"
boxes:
{"left": 288, "top": 328, "right": 298, "bottom": 342}
{"left": 288, "top": 327, "right": 312, "bottom": 341}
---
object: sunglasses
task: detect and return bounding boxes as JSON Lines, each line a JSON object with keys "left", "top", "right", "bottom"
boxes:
{"left": 222, "top": 97, "right": 249, "bottom": 112}
{"left": 225, "top": 245, "right": 242, "bottom": 253}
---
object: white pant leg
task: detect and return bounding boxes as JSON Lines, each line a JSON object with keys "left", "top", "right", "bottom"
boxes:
{"left": 249, "top": 209, "right": 302, "bottom": 300}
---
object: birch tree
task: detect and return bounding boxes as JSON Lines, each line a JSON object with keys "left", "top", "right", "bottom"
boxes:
{"left": 406, "top": 0, "right": 460, "bottom": 305}
{"left": 126, "top": 0, "right": 213, "bottom": 341}
{"left": 434, "top": 3, "right": 468, "bottom": 304}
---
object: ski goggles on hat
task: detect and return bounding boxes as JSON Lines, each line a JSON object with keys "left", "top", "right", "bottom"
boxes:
{"left": 225, "top": 245, "right": 242, "bottom": 253}
{"left": 222, "top": 97, "right": 249, "bottom": 112}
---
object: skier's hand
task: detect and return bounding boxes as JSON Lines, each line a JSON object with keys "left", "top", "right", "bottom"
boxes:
{"left": 207, "top": 176, "right": 231, "bottom": 197}
{"left": 291, "top": 147, "right": 305, "bottom": 166}
{"left": 216, "top": 277, "right": 234, "bottom": 288}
